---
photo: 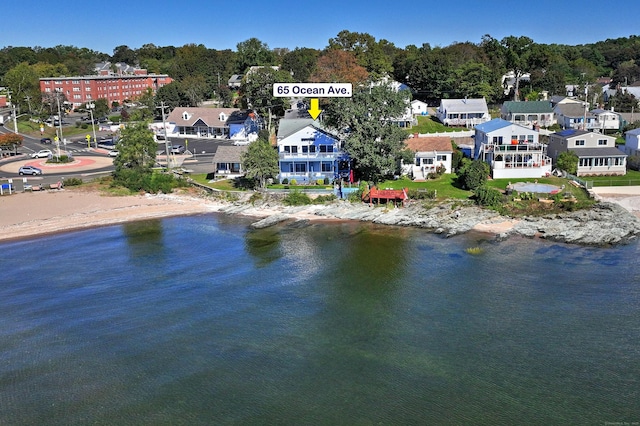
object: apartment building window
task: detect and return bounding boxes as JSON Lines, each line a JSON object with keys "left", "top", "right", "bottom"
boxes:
{"left": 73, "top": 87, "right": 80, "bottom": 91}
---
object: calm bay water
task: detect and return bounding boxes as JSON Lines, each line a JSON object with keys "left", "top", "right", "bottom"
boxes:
{"left": 0, "top": 214, "right": 639, "bottom": 425}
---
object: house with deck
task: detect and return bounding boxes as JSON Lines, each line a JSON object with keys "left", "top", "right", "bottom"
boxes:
{"left": 554, "top": 102, "right": 597, "bottom": 130}
{"left": 547, "top": 129, "right": 626, "bottom": 176}
{"left": 474, "top": 118, "right": 552, "bottom": 179}
{"left": 590, "top": 108, "right": 621, "bottom": 132}
{"left": 276, "top": 118, "right": 349, "bottom": 184}
{"left": 501, "top": 101, "right": 555, "bottom": 128}
{"left": 404, "top": 136, "right": 453, "bottom": 180}
{"left": 436, "top": 98, "right": 490, "bottom": 127}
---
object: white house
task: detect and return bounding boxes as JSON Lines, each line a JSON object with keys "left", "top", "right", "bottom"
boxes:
{"left": 623, "top": 128, "right": 640, "bottom": 156}
{"left": 403, "top": 136, "right": 453, "bottom": 180}
{"left": 590, "top": 108, "right": 621, "bottom": 132}
{"left": 474, "top": 118, "right": 552, "bottom": 179}
{"left": 547, "top": 129, "right": 626, "bottom": 176}
{"left": 436, "top": 98, "right": 490, "bottom": 127}
{"left": 411, "top": 100, "right": 429, "bottom": 116}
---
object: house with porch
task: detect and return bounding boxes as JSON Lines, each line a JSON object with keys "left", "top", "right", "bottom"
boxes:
{"left": 547, "top": 129, "right": 626, "bottom": 176}
{"left": 276, "top": 118, "right": 349, "bottom": 184}
{"left": 623, "top": 128, "right": 640, "bottom": 156}
{"left": 590, "top": 108, "right": 622, "bottom": 132}
{"left": 411, "top": 100, "right": 429, "bottom": 116}
{"left": 501, "top": 101, "right": 555, "bottom": 128}
{"left": 436, "top": 98, "right": 490, "bottom": 127}
{"left": 403, "top": 136, "right": 453, "bottom": 180}
{"left": 474, "top": 118, "right": 552, "bottom": 179}
{"left": 554, "top": 102, "right": 597, "bottom": 130}
{"left": 166, "top": 107, "right": 261, "bottom": 140}
{"left": 211, "top": 145, "right": 248, "bottom": 177}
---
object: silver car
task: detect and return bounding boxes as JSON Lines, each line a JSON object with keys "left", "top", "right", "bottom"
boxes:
{"left": 19, "top": 165, "right": 43, "bottom": 175}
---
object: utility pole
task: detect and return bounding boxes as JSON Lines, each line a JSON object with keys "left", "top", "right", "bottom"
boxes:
{"left": 160, "top": 101, "right": 171, "bottom": 170}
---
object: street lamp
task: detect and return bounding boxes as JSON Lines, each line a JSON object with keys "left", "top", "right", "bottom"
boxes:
{"left": 87, "top": 102, "right": 97, "bottom": 148}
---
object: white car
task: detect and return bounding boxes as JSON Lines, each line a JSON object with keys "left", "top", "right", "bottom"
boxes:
{"left": 108, "top": 150, "right": 119, "bottom": 157}
{"left": 31, "top": 149, "right": 53, "bottom": 158}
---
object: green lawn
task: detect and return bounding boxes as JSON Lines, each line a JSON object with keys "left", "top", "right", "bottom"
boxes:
{"left": 584, "top": 169, "right": 640, "bottom": 186}
{"left": 406, "top": 115, "right": 467, "bottom": 134}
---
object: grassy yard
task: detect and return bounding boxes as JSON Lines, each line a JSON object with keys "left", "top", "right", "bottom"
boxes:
{"left": 583, "top": 169, "right": 640, "bottom": 186}
{"left": 406, "top": 115, "right": 467, "bottom": 134}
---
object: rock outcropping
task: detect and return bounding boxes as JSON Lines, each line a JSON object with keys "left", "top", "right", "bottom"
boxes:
{"left": 216, "top": 193, "right": 640, "bottom": 247}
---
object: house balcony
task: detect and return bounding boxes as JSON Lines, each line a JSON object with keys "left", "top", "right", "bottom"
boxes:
{"left": 279, "top": 171, "right": 334, "bottom": 184}
{"left": 491, "top": 154, "right": 553, "bottom": 179}
{"left": 279, "top": 152, "right": 339, "bottom": 160}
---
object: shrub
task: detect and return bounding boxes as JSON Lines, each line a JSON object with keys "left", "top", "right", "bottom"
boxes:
{"left": 63, "top": 177, "right": 83, "bottom": 186}
{"left": 46, "top": 155, "right": 72, "bottom": 164}
{"left": 408, "top": 188, "right": 436, "bottom": 199}
{"left": 323, "top": 177, "right": 330, "bottom": 185}
{"left": 313, "top": 194, "right": 337, "bottom": 204}
{"left": 474, "top": 185, "right": 503, "bottom": 207}
{"left": 316, "top": 179, "right": 324, "bottom": 185}
{"left": 290, "top": 179, "right": 297, "bottom": 185}
{"left": 281, "top": 178, "right": 289, "bottom": 184}
{"left": 283, "top": 189, "right": 312, "bottom": 206}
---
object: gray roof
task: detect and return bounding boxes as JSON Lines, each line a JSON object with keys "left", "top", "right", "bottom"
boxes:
{"left": 276, "top": 118, "right": 336, "bottom": 140}
{"left": 439, "top": 98, "right": 488, "bottom": 113}
{"left": 212, "top": 145, "right": 248, "bottom": 164}
{"left": 569, "top": 147, "right": 627, "bottom": 157}
{"left": 555, "top": 103, "right": 594, "bottom": 118}
{"left": 502, "top": 101, "right": 553, "bottom": 114}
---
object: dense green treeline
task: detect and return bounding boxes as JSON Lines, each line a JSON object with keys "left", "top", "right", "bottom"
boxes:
{"left": 3, "top": 31, "right": 640, "bottom": 115}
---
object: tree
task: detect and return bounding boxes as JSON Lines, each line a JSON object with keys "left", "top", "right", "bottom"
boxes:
{"left": 501, "top": 36, "right": 535, "bottom": 101}
{"left": 235, "top": 38, "right": 276, "bottom": 73}
{"left": 241, "top": 134, "right": 279, "bottom": 188}
{"left": 112, "top": 121, "right": 158, "bottom": 191}
{"left": 240, "top": 67, "right": 293, "bottom": 117}
{"left": 556, "top": 151, "right": 578, "bottom": 175}
{"left": 458, "top": 159, "right": 489, "bottom": 190}
{"left": 0, "top": 132, "right": 23, "bottom": 155}
{"left": 327, "top": 30, "right": 394, "bottom": 79}
{"left": 325, "top": 84, "right": 409, "bottom": 182}
{"left": 281, "top": 47, "right": 320, "bottom": 82}
{"left": 3, "top": 62, "right": 40, "bottom": 114}
{"left": 112, "top": 45, "right": 137, "bottom": 65}
{"left": 309, "top": 50, "right": 369, "bottom": 84}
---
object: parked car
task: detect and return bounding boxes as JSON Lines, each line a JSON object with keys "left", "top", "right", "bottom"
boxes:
{"left": 19, "top": 165, "right": 43, "bottom": 176}
{"left": 170, "top": 145, "right": 185, "bottom": 154}
{"left": 40, "top": 137, "right": 52, "bottom": 144}
{"left": 31, "top": 149, "right": 53, "bottom": 158}
{"left": 108, "top": 150, "right": 119, "bottom": 157}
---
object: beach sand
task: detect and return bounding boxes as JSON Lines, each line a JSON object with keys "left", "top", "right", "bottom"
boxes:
{"left": 0, "top": 188, "right": 226, "bottom": 242}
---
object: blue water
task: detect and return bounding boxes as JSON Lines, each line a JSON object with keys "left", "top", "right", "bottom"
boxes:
{"left": 1, "top": 214, "right": 639, "bottom": 425}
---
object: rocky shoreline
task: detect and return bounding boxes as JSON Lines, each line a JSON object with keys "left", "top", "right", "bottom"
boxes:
{"left": 214, "top": 193, "right": 640, "bottom": 247}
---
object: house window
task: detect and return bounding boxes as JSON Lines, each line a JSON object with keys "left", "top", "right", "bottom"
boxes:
{"left": 294, "top": 163, "right": 306, "bottom": 173}
{"left": 309, "top": 145, "right": 316, "bottom": 153}
{"left": 437, "top": 155, "right": 447, "bottom": 161}
{"left": 575, "top": 140, "right": 585, "bottom": 146}
{"left": 423, "top": 158, "right": 434, "bottom": 165}
{"left": 319, "top": 145, "right": 333, "bottom": 153}
{"left": 598, "top": 139, "right": 608, "bottom": 146}
{"left": 283, "top": 146, "right": 290, "bottom": 153}
{"left": 527, "top": 135, "right": 534, "bottom": 143}
{"left": 321, "top": 162, "right": 332, "bottom": 172}
{"left": 291, "top": 146, "right": 298, "bottom": 154}
{"left": 302, "top": 146, "right": 308, "bottom": 153}
{"left": 492, "top": 136, "right": 503, "bottom": 144}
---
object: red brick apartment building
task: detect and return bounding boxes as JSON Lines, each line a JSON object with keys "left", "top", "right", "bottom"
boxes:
{"left": 39, "top": 72, "right": 173, "bottom": 109}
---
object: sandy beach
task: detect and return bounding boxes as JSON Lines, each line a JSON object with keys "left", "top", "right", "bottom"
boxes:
{"left": 0, "top": 188, "right": 227, "bottom": 242}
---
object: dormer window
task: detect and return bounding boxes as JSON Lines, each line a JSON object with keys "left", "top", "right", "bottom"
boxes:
{"left": 182, "top": 111, "right": 191, "bottom": 120}
{"left": 219, "top": 112, "right": 227, "bottom": 122}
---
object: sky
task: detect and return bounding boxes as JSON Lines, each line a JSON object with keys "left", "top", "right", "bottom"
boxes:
{"left": 3, "top": 0, "right": 639, "bottom": 54}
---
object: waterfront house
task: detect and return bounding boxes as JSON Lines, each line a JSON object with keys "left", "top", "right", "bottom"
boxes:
{"left": 474, "top": 118, "right": 552, "bottom": 179}
{"left": 547, "top": 129, "right": 626, "bottom": 176}
{"left": 403, "top": 136, "right": 453, "bottom": 180}
{"left": 212, "top": 145, "right": 248, "bottom": 177}
{"left": 436, "top": 98, "right": 490, "bottom": 127}
{"left": 276, "top": 118, "right": 349, "bottom": 184}
{"left": 500, "top": 101, "right": 555, "bottom": 128}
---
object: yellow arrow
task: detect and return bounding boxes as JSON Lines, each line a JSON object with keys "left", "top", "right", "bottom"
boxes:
{"left": 308, "top": 98, "right": 322, "bottom": 120}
